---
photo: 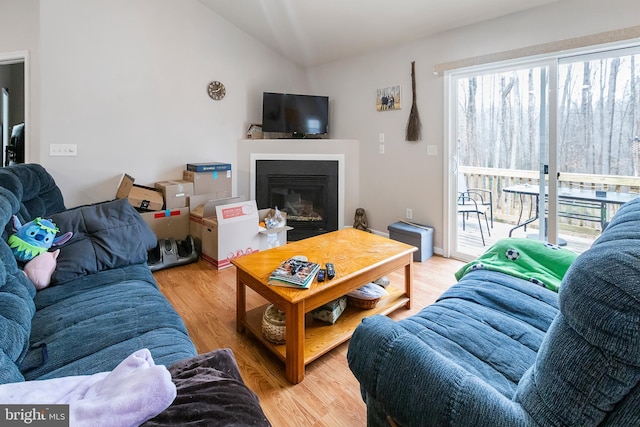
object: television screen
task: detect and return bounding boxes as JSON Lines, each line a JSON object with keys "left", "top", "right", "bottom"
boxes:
{"left": 262, "top": 92, "right": 329, "bottom": 137}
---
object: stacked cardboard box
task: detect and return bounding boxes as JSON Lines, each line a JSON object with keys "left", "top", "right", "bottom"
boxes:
{"left": 117, "top": 163, "right": 290, "bottom": 269}
{"left": 189, "top": 194, "right": 245, "bottom": 251}
{"left": 116, "top": 174, "right": 164, "bottom": 211}
{"left": 183, "top": 162, "right": 232, "bottom": 197}
{"left": 198, "top": 201, "right": 292, "bottom": 270}
{"left": 140, "top": 208, "right": 190, "bottom": 240}
{"left": 155, "top": 180, "right": 194, "bottom": 209}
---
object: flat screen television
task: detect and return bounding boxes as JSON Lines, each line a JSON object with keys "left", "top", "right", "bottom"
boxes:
{"left": 262, "top": 92, "right": 329, "bottom": 138}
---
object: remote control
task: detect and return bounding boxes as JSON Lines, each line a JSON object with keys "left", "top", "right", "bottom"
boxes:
{"left": 317, "top": 268, "right": 326, "bottom": 282}
{"left": 326, "top": 263, "right": 335, "bottom": 280}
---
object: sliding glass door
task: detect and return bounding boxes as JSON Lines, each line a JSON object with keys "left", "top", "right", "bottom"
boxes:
{"left": 450, "top": 61, "right": 552, "bottom": 260}
{"left": 448, "top": 43, "right": 640, "bottom": 261}
{"left": 556, "top": 46, "right": 640, "bottom": 240}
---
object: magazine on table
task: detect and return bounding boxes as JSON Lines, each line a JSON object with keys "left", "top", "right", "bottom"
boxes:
{"left": 269, "top": 257, "right": 320, "bottom": 288}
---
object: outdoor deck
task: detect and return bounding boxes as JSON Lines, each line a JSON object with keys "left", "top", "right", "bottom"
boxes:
{"left": 457, "top": 166, "right": 640, "bottom": 259}
{"left": 458, "top": 218, "right": 595, "bottom": 259}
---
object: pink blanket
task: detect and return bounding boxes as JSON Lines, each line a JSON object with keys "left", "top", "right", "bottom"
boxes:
{"left": 0, "top": 349, "right": 176, "bottom": 427}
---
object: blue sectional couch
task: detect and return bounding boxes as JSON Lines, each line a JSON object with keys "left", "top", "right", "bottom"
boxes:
{"left": 348, "top": 197, "right": 640, "bottom": 426}
{"left": 0, "top": 164, "right": 270, "bottom": 426}
{"left": 0, "top": 163, "right": 196, "bottom": 383}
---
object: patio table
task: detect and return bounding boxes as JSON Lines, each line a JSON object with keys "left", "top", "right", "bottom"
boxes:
{"left": 503, "top": 184, "right": 638, "bottom": 236}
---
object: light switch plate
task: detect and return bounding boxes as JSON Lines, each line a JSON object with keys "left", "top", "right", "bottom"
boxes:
{"left": 50, "top": 144, "right": 77, "bottom": 157}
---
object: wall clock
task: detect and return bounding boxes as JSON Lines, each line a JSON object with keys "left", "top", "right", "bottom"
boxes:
{"left": 207, "top": 81, "right": 226, "bottom": 100}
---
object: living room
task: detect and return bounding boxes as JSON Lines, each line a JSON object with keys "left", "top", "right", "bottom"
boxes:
{"left": 1, "top": 0, "right": 636, "bottom": 255}
{"left": 1, "top": 1, "right": 639, "bottom": 425}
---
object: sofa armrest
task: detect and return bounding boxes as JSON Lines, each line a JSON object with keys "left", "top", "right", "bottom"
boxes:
{"left": 348, "top": 315, "right": 533, "bottom": 427}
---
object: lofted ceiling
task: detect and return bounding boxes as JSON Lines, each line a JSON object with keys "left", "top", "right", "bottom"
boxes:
{"left": 199, "top": 0, "right": 561, "bottom": 67}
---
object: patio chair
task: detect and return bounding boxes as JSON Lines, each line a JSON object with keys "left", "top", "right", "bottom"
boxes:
{"left": 458, "top": 191, "right": 491, "bottom": 246}
{"left": 458, "top": 175, "right": 494, "bottom": 228}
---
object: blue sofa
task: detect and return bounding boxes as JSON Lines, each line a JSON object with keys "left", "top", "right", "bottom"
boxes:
{"left": 0, "top": 163, "right": 196, "bottom": 383}
{"left": 348, "top": 197, "right": 640, "bottom": 426}
{"left": 0, "top": 164, "right": 270, "bottom": 426}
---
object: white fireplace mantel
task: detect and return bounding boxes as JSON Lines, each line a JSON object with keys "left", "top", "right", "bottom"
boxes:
{"left": 237, "top": 139, "right": 360, "bottom": 231}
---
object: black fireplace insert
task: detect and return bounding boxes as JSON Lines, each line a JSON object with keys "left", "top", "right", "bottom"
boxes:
{"left": 256, "top": 160, "right": 338, "bottom": 240}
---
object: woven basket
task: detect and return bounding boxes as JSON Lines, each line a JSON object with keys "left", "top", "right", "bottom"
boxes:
{"left": 347, "top": 296, "right": 381, "bottom": 309}
{"left": 262, "top": 304, "right": 286, "bottom": 344}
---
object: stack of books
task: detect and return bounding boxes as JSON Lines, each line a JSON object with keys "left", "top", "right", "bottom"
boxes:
{"left": 268, "top": 257, "right": 320, "bottom": 289}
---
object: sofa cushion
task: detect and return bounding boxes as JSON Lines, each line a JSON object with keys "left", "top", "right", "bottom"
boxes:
{"left": 49, "top": 198, "right": 157, "bottom": 285}
{"left": 515, "top": 197, "right": 640, "bottom": 426}
{"left": 19, "top": 264, "right": 196, "bottom": 381}
{"left": 348, "top": 269, "right": 560, "bottom": 425}
{"left": 404, "top": 269, "right": 559, "bottom": 397}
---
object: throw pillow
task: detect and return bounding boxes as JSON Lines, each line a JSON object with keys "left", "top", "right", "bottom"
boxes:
{"left": 48, "top": 199, "right": 156, "bottom": 286}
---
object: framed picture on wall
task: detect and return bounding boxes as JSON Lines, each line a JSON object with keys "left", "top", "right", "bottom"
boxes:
{"left": 376, "top": 85, "right": 401, "bottom": 111}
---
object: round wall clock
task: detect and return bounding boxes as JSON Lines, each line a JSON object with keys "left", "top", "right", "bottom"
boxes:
{"left": 207, "top": 81, "right": 226, "bottom": 100}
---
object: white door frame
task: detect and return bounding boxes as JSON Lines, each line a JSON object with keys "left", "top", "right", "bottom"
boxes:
{"left": 0, "top": 50, "right": 29, "bottom": 164}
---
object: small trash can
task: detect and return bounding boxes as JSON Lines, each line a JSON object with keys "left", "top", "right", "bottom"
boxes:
{"left": 388, "top": 221, "right": 434, "bottom": 262}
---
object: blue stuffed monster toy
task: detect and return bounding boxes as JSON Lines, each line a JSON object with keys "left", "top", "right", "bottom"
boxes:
{"left": 8, "top": 215, "right": 73, "bottom": 263}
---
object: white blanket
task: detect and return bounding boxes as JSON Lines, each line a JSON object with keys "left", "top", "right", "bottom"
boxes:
{"left": 0, "top": 349, "right": 176, "bottom": 427}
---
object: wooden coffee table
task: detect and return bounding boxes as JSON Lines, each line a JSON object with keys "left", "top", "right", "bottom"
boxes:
{"left": 232, "top": 228, "right": 417, "bottom": 383}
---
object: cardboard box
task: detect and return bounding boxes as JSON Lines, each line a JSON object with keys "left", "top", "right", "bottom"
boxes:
{"left": 155, "top": 180, "right": 194, "bottom": 209}
{"left": 186, "top": 162, "right": 233, "bottom": 172}
{"left": 246, "top": 123, "right": 263, "bottom": 139}
{"left": 258, "top": 208, "right": 292, "bottom": 250}
{"left": 116, "top": 174, "right": 164, "bottom": 211}
{"left": 140, "top": 207, "right": 190, "bottom": 240}
{"left": 201, "top": 200, "right": 261, "bottom": 269}
{"left": 189, "top": 195, "right": 245, "bottom": 251}
{"left": 183, "top": 167, "right": 232, "bottom": 196}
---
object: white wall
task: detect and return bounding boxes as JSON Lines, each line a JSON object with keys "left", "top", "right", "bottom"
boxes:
{"left": 0, "top": 0, "right": 39, "bottom": 162}
{"left": 38, "top": 0, "right": 309, "bottom": 207}
{"left": 306, "top": 0, "right": 640, "bottom": 251}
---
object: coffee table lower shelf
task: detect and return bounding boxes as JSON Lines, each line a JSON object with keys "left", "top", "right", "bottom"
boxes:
{"left": 242, "top": 286, "right": 409, "bottom": 366}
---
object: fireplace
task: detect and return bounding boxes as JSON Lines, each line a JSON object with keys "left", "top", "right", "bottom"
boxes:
{"left": 256, "top": 159, "right": 339, "bottom": 240}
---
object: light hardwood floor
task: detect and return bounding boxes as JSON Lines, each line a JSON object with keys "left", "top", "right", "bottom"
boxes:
{"left": 153, "top": 255, "right": 465, "bottom": 427}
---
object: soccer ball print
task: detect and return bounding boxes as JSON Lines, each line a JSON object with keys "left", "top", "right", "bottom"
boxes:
{"left": 505, "top": 248, "right": 520, "bottom": 261}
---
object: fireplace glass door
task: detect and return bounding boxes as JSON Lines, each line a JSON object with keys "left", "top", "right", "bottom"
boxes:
{"left": 256, "top": 160, "right": 338, "bottom": 240}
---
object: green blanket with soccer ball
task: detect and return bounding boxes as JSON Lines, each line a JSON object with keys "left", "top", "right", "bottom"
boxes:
{"left": 455, "top": 238, "right": 578, "bottom": 292}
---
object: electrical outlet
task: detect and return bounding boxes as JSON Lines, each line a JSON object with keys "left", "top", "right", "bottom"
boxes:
{"left": 379, "top": 133, "right": 385, "bottom": 143}
{"left": 379, "top": 144, "right": 385, "bottom": 154}
{"left": 406, "top": 208, "right": 413, "bottom": 220}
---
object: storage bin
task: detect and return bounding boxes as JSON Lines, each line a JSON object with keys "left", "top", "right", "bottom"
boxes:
{"left": 388, "top": 221, "right": 433, "bottom": 262}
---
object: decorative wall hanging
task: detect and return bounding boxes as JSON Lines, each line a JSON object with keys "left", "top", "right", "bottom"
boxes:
{"left": 406, "top": 61, "right": 422, "bottom": 142}
{"left": 376, "top": 85, "right": 401, "bottom": 111}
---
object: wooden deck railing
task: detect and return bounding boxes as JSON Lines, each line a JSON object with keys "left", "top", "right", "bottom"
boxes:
{"left": 459, "top": 166, "right": 640, "bottom": 231}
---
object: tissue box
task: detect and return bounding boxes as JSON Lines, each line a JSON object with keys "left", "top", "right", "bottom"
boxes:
{"left": 312, "top": 296, "right": 347, "bottom": 324}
